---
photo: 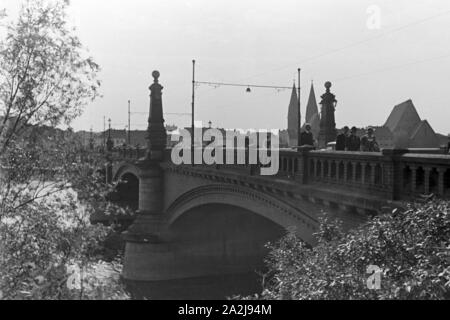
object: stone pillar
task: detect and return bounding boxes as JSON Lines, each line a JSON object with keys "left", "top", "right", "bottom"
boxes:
{"left": 146, "top": 71, "right": 167, "bottom": 161}
{"left": 352, "top": 161, "right": 357, "bottom": 183}
{"left": 411, "top": 165, "right": 417, "bottom": 193}
{"left": 320, "top": 160, "right": 325, "bottom": 180}
{"left": 424, "top": 167, "right": 431, "bottom": 194}
{"left": 328, "top": 161, "right": 333, "bottom": 180}
{"left": 122, "top": 71, "right": 170, "bottom": 281}
{"left": 361, "top": 162, "right": 367, "bottom": 184}
{"left": 318, "top": 82, "right": 337, "bottom": 149}
{"left": 382, "top": 149, "right": 408, "bottom": 200}
{"left": 315, "top": 160, "right": 320, "bottom": 179}
{"left": 438, "top": 168, "right": 446, "bottom": 196}
{"left": 370, "top": 163, "right": 377, "bottom": 185}
{"left": 343, "top": 161, "right": 348, "bottom": 183}
{"left": 295, "top": 146, "right": 314, "bottom": 183}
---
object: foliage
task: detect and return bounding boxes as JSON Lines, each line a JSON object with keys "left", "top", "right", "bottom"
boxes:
{"left": 0, "top": 126, "right": 132, "bottom": 300}
{"left": 249, "top": 200, "right": 450, "bottom": 300}
{"left": 0, "top": 1, "right": 131, "bottom": 300}
{"left": 0, "top": 0, "right": 100, "bottom": 151}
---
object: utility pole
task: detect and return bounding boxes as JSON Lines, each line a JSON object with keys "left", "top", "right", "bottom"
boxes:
{"left": 103, "top": 116, "right": 106, "bottom": 148}
{"left": 128, "top": 100, "right": 131, "bottom": 145}
{"left": 191, "top": 60, "right": 196, "bottom": 165}
{"left": 89, "top": 127, "right": 94, "bottom": 151}
{"left": 297, "top": 68, "right": 302, "bottom": 147}
{"left": 106, "top": 118, "right": 114, "bottom": 152}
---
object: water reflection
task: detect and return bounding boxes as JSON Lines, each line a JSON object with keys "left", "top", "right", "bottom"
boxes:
{"left": 120, "top": 204, "right": 283, "bottom": 300}
{"left": 126, "top": 272, "right": 263, "bottom": 300}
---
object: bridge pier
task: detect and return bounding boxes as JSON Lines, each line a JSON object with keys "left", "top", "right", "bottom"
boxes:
{"left": 122, "top": 71, "right": 173, "bottom": 281}
{"left": 121, "top": 162, "right": 172, "bottom": 281}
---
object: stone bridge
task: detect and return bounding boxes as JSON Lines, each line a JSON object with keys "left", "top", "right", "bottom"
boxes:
{"left": 105, "top": 71, "right": 450, "bottom": 283}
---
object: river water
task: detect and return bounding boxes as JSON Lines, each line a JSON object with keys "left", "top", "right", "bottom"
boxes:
{"left": 126, "top": 272, "right": 263, "bottom": 300}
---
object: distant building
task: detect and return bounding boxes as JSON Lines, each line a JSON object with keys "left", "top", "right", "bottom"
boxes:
{"left": 383, "top": 100, "right": 440, "bottom": 148}
{"left": 303, "top": 83, "right": 321, "bottom": 140}
{"left": 78, "top": 124, "right": 178, "bottom": 150}
{"left": 287, "top": 85, "right": 300, "bottom": 147}
{"left": 279, "top": 130, "right": 290, "bottom": 148}
{"left": 339, "top": 99, "right": 441, "bottom": 150}
{"left": 436, "top": 133, "right": 450, "bottom": 148}
{"left": 285, "top": 83, "right": 321, "bottom": 148}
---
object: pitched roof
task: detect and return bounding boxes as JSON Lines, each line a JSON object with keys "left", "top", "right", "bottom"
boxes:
{"left": 384, "top": 99, "right": 421, "bottom": 134}
{"left": 409, "top": 120, "right": 439, "bottom": 148}
{"left": 305, "top": 83, "right": 320, "bottom": 123}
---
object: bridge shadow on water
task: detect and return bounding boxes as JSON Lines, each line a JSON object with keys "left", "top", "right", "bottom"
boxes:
{"left": 125, "top": 272, "right": 263, "bottom": 300}
{"left": 123, "top": 203, "right": 285, "bottom": 300}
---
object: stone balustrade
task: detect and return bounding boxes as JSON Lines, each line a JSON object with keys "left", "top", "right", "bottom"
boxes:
{"left": 111, "top": 146, "right": 146, "bottom": 161}
{"left": 114, "top": 146, "right": 450, "bottom": 201}
{"left": 278, "top": 148, "right": 450, "bottom": 200}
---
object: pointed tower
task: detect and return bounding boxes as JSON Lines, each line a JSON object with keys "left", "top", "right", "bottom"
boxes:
{"left": 305, "top": 83, "right": 319, "bottom": 123}
{"left": 287, "top": 84, "right": 299, "bottom": 147}
{"left": 304, "top": 82, "right": 321, "bottom": 138}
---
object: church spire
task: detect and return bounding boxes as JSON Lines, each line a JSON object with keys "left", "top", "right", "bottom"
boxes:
{"left": 287, "top": 84, "right": 299, "bottom": 147}
{"left": 305, "top": 82, "right": 319, "bottom": 124}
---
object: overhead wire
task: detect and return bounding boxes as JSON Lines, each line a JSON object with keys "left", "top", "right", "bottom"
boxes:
{"left": 235, "top": 9, "right": 450, "bottom": 83}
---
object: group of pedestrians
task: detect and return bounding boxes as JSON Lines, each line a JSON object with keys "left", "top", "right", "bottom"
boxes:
{"left": 336, "top": 126, "right": 380, "bottom": 152}
{"left": 298, "top": 124, "right": 380, "bottom": 152}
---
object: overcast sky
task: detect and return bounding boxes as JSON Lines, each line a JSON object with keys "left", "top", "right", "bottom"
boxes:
{"left": 2, "top": 0, "right": 450, "bottom": 134}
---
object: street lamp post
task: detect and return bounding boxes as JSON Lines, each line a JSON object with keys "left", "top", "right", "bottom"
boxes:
{"left": 191, "top": 60, "right": 196, "bottom": 166}
{"left": 106, "top": 118, "right": 114, "bottom": 152}
{"left": 297, "top": 68, "right": 302, "bottom": 147}
{"left": 128, "top": 100, "right": 131, "bottom": 145}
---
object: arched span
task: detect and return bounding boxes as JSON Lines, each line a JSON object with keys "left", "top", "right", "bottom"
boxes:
{"left": 165, "top": 184, "right": 319, "bottom": 245}
{"left": 113, "top": 162, "right": 143, "bottom": 182}
{"left": 116, "top": 173, "right": 140, "bottom": 211}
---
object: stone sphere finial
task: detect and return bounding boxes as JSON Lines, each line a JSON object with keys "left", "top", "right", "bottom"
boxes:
{"left": 152, "top": 70, "right": 160, "bottom": 81}
{"left": 325, "top": 81, "right": 332, "bottom": 90}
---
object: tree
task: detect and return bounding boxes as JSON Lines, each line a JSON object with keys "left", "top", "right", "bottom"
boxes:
{"left": 247, "top": 200, "right": 450, "bottom": 300}
{"left": 0, "top": 1, "right": 130, "bottom": 300}
{"left": 0, "top": 0, "right": 100, "bottom": 152}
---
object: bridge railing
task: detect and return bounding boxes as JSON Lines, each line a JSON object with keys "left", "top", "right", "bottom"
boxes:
{"left": 115, "top": 146, "right": 450, "bottom": 201}
{"left": 397, "top": 153, "right": 450, "bottom": 198}
{"left": 111, "top": 146, "right": 146, "bottom": 161}
{"left": 304, "top": 150, "right": 393, "bottom": 197}
{"left": 277, "top": 148, "right": 450, "bottom": 200}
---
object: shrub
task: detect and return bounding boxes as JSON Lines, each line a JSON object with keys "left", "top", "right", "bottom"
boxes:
{"left": 252, "top": 200, "right": 450, "bottom": 300}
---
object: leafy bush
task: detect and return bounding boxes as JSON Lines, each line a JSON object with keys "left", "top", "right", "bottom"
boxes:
{"left": 0, "top": 0, "right": 132, "bottom": 300}
{"left": 251, "top": 200, "right": 450, "bottom": 300}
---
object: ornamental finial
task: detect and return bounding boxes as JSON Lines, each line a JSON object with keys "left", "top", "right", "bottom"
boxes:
{"left": 152, "top": 70, "right": 160, "bottom": 82}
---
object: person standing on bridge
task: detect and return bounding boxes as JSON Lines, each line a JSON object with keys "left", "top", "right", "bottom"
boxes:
{"left": 336, "top": 126, "right": 350, "bottom": 151}
{"left": 361, "top": 127, "right": 380, "bottom": 152}
{"left": 300, "top": 124, "right": 315, "bottom": 147}
{"left": 347, "top": 127, "right": 361, "bottom": 151}
{"left": 447, "top": 134, "right": 450, "bottom": 154}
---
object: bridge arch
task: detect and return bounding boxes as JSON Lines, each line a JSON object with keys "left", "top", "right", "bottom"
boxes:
{"left": 110, "top": 162, "right": 145, "bottom": 212}
{"left": 113, "top": 162, "right": 144, "bottom": 183}
{"left": 115, "top": 172, "right": 140, "bottom": 210}
{"left": 165, "top": 184, "right": 319, "bottom": 245}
